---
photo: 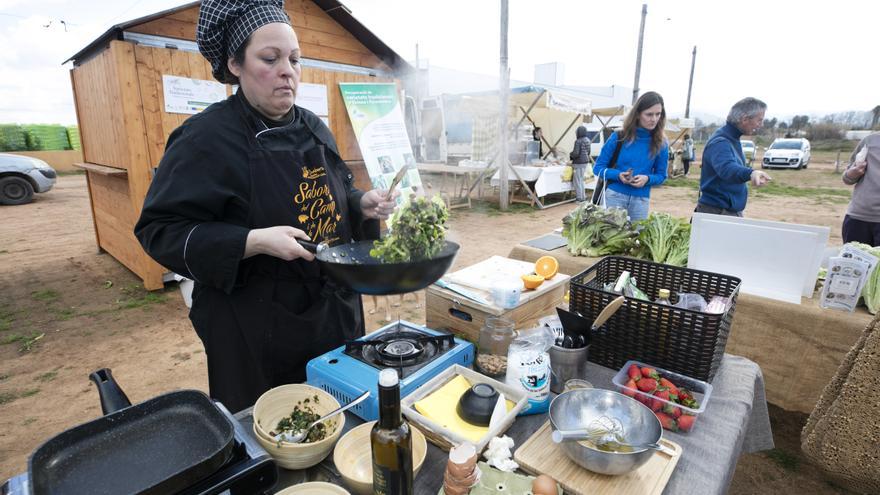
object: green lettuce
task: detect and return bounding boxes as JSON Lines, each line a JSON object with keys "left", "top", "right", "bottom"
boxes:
{"left": 561, "top": 204, "right": 638, "bottom": 257}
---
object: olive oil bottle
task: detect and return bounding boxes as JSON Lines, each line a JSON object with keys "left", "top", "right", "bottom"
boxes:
{"left": 371, "top": 368, "right": 413, "bottom": 495}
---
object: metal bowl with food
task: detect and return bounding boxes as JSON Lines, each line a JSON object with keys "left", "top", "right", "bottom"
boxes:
{"left": 549, "top": 388, "right": 661, "bottom": 475}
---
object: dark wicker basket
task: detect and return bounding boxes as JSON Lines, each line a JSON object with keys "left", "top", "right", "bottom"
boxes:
{"left": 569, "top": 256, "right": 742, "bottom": 382}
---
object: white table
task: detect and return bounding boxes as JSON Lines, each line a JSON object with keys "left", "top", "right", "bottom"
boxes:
{"left": 490, "top": 165, "right": 597, "bottom": 207}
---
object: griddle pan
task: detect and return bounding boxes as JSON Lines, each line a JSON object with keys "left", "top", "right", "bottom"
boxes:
{"left": 301, "top": 239, "right": 459, "bottom": 295}
{"left": 28, "top": 369, "right": 235, "bottom": 495}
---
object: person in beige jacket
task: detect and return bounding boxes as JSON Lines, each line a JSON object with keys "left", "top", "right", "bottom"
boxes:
{"left": 842, "top": 132, "right": 880, "bottom": 245}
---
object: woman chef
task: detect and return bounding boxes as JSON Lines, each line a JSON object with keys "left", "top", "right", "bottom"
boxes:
{"left": 134, "top": 0, "right": 397, "bottom": 412}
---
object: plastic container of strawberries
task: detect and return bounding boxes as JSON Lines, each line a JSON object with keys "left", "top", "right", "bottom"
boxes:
{"left": 611, "top": 359, "right": 714, "bottom": 434}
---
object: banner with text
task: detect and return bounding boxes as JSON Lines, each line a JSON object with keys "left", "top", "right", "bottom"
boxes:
{"left": 338, "top": 83, "right": 421, "bottom": 202}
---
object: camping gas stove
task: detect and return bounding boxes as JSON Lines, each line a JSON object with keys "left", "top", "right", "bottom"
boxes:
{"left": 0, "top": 403, "right": 278, "bottom": 495}
{"left": 306, "top": 320, "right": 474, "bottom": 421}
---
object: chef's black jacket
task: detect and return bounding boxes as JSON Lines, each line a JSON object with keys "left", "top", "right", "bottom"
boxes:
{"left": 135, "top": 91, "right": 376, "bottom": 412}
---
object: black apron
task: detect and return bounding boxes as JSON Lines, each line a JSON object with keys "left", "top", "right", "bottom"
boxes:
{"left": 191, "top": 117, "right": 365, "bottom": 413}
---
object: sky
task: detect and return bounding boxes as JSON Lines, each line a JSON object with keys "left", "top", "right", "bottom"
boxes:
{"left": 0, "top": 0, "right": 878, "bottom": 125}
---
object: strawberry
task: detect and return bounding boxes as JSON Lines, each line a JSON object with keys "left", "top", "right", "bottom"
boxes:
{"left": 650, "top": 398, "right": 664, "bottom": 412}
{"left": 635, "top": 393, "right": 650, "bottom": 406}
{"left": 654, "top": 412, "right": 678, "bottom": 432}
{"left": 627, "top": 364, "right": 642, "bottom": 382}
{"left": 637, "top": 378, "right": 658, "bottom": 393}
{"left": 678, "top": 388, "right": 699, "bottom": 409}
{"left": 653, "top": 389, "right": 671, "bottom": 402}
{"left": 641, "top": 367, "right": 660, "bottom": 380}
{"left": 677, "top": 414, "right": 696, "bottom": 432}
{"left": 663, "top": 404, "right": 683, "bottom": 418}
{"left": 622, "top": 379, "right": 637, "bottom": 397}
{"left": 659, "top": 377, "right": 679, "bottom": 396}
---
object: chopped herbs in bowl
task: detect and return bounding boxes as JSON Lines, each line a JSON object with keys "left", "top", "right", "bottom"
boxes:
{"left": 269, "top": 395, "right": 328, "bottom": 444}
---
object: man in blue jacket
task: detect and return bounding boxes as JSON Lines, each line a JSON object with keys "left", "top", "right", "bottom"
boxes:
{"left": 696, "top": 97, "right": 772, "bottom": 216}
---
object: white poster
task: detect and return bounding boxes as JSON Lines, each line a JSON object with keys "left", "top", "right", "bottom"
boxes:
{"left": 297, "top": 83, "right": 329, "bottom": 124}
{"left": 162, "top": 75, "right": 227, "bottom": 115}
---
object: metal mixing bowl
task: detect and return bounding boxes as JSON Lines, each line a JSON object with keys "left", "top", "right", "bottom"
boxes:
{"left": 549, "top": 388, "right": 662, "bottom": 475}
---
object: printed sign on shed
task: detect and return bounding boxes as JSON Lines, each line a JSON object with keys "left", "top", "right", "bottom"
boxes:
{"left": 162, "top": 75, "right": 227, "bottom": 115}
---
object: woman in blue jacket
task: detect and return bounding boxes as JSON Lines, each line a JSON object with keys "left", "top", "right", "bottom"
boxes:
{"left": 593, "top": 91, "right": 668, "bottom": 221}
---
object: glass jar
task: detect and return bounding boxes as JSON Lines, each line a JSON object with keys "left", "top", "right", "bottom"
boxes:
{"left": 475, "top": 317, "right": 515, "bottom": 378}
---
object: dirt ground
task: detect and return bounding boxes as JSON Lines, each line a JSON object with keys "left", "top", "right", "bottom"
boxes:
{"left": 0, "top": 158, "right": 858, "bottom": 493}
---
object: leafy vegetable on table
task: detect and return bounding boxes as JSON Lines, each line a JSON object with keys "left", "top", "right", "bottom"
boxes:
{"left": 632, "top": 212, "right": 691, "bottom": 267}
{"left": 561, "top": 203, "right": 639, "bottom": 257}
{"left": 271, "top": 396, "right": 326, "bottom": 444}
{"left": 370, "top": 194, "right": 449, "bottom": 262}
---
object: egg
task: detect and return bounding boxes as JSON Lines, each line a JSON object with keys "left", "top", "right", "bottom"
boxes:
{"left": 532, "top": 474, "right": 558, "bottom": 495}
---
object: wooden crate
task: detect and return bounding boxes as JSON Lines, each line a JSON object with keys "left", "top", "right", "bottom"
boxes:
{"left": 426, "top": 281, "right": 566, "bottom": 343}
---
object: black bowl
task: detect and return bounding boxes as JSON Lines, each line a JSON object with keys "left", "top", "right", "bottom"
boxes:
{"left": 456, "top": 383, "right": 499, "bottom": 427}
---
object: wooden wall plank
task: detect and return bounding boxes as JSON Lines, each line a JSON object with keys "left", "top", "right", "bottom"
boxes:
{"left": 110, "top": 41, "right": 153, "bottom": 213}
{"left": 134, "top": 46, "right": 165, "bottom": 170}
{"left": 89, "top": 172, "right": 164, "bottom": 290}
{"left": 128, "top": 17, "right": 196, "bottom": 41}
{"left": 70, "top": 69, "right": 103, "bottom": 251}
{"left": 166, "top": 6, "right": 199, "bottom": 24}
{"left": 71, "top": 49, "right": 128, "bottom": 169}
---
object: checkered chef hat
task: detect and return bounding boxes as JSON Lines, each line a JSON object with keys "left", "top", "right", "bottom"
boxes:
{"left": 197, "top": 0, "right": 290, "bottom": 83}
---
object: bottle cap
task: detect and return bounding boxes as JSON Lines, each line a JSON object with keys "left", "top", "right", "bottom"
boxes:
{"left": 658, "top": 288, "right": 670, "bottom": 299}
{"left": 379, "top": 368, "right": 399, "bottom": 387}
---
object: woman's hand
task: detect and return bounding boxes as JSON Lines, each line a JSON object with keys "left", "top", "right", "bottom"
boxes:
{"left": 618, "top": 169, "right": 633, "bottom": 184}
{"left": 360, "top": 189, "right": 399, "bottom": 220}
{"left": 244, "top": 226, "right": 314, "bottom": 261}
{"left": 629, "top": 175, "right": 649, "bottom": 188}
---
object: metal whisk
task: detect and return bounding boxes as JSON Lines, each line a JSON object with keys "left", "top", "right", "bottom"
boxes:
{"left": 551, "top": 415, "right": 626, "bottom": 445}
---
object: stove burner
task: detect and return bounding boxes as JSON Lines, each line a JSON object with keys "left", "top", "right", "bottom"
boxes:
{"left": 379, "top": 339, "right": 423, "bottom": 359}
{"left": 343, "top": 324, "right": 456, "bottom": 378}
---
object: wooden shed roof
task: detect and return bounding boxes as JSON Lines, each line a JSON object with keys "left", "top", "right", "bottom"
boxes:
{"left": 64, "top": 0, "right": 411, "bottom": 73}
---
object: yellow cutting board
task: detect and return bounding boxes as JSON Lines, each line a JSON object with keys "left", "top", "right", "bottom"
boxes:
{"left": 513, "top": 421, "right": 682, "bottom": 495}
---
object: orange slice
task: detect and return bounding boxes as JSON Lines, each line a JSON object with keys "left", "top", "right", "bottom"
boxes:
{"left": 534, "top": 256, "right": 559, "bottom": 279}
{"left": 521, "top": 274, "right": 545, "bottom": 290}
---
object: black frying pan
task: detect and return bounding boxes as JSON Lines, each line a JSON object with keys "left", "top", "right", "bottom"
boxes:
{"left": 300, "top": 240, "right": 460, "bottom": 295}
{"left": 28, "top": 369, "right": 235, "bottom": 495}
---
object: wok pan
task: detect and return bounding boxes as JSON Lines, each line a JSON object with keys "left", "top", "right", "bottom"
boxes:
{"left": 28, "top": 369, "right": 235, "bottom": 495}
{"left": 300, "top": 239, "right": 459, "bottom": 295}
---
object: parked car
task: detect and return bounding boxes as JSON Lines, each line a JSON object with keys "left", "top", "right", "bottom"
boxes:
{"left": 762, "top": 138, "right": 811, "bottom": 169}
{"left": 740, "top": 140, "right": 756, "bottom": 166}
{"left": 0, "top": 153, "right": 57, "bottom": 205}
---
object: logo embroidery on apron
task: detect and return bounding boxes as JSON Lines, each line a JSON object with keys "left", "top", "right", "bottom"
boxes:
{"left": 293, "top": 164, "right": 342, "bottom": 245}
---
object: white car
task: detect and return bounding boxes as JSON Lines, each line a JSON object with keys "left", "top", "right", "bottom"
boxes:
{"left": 762, "top": 138, "right": 811, "bottom": 169}
{"left": 740, "top": 140, "right": 756, "bottom": 166}
{"left": 0, "top": 153, "right": 57, "bottom": 205}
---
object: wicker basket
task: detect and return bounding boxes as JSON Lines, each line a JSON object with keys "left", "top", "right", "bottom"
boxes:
{"left": 569, "top": 256, "right": 741, "bottom": 382}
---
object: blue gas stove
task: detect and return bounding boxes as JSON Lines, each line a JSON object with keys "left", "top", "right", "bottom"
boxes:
{"left": 306, "top": 320, "right": 474, "bottom": 421}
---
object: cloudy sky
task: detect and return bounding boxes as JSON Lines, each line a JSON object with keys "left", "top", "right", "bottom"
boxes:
{"left": 1, "top": 0, "right": 877, "bottom": 125}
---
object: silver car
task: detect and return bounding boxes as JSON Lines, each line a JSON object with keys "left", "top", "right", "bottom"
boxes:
{"left": 0, "top": 153, "right": 57, "bottom": 205}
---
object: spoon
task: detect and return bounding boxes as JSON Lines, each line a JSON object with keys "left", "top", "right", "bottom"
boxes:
{"left": 280, "top": 390, "right": 370, "bottom": 444}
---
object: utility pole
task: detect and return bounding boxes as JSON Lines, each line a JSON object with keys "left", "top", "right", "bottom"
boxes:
{"left": 685, "top": 46, "right": 697, "bottom": 118}
{"left": 632, "top": 3, "right": 647, "bottom": 105}
{"left": 499, "top": 0, "right": 510, "bottom": 209}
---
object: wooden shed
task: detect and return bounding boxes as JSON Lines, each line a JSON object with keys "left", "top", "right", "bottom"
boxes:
{"left": 65, "top": 0, "right": 411, "bottom": 289}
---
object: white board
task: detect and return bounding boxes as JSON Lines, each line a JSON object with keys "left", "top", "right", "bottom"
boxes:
{"left": 689, "top": 214, "right": 830, "bottom": 304}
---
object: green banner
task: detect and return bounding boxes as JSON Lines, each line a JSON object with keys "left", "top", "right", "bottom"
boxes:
{"left": 339, "top": 83, "right": 422, "bottom": 202}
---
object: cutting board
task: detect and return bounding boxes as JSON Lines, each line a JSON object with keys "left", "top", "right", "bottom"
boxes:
{"left": 444, "top": 256, "right": 569, "bottom": 305}
{"left": 514, "top": 421, "right": 682, "bottom": 495}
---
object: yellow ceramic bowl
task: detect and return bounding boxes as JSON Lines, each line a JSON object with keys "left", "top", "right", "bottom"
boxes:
{"left": 252, "top": 384, "right": 344, "bottom": 470}
{"left": 275, "top": 482, "right": 350, "bottom": 494}
{"left": 332, "top": 421, "right": 427, "bottom": 495}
